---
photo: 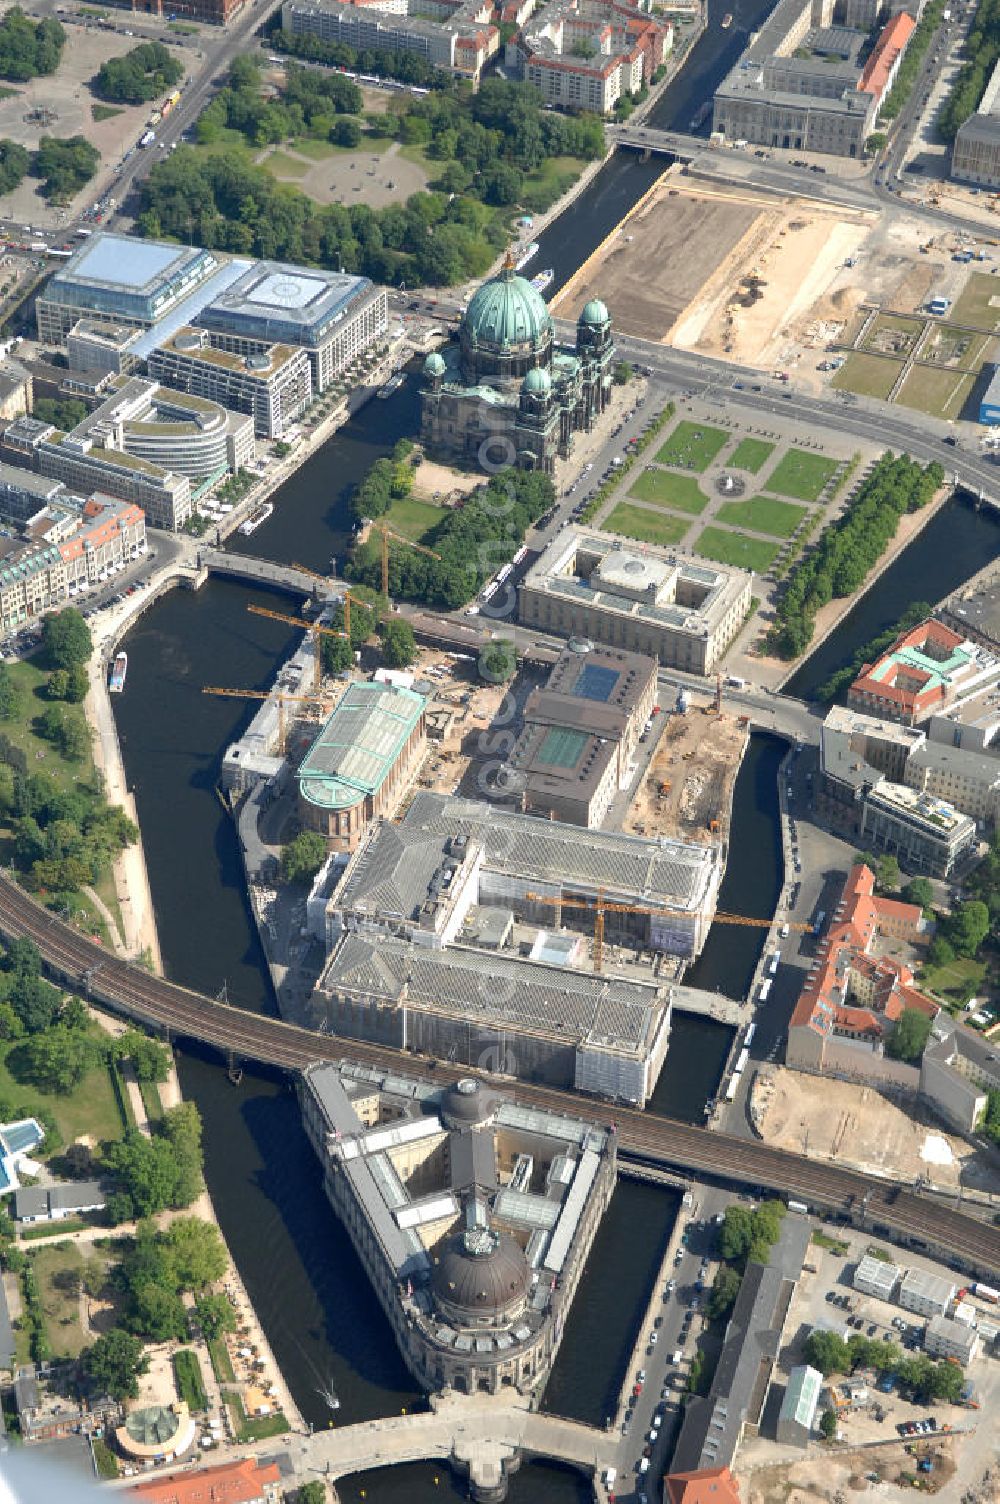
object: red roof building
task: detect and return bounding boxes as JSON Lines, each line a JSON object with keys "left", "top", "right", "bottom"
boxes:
{"left": 786, "top": 864, "right": 936, "bottom": 1072}
{"left": 126, "top": 1457, "right": 282, "bottom": 1504}
{"left": 847, "top": 618, "right": 980, "bottom": 726}
{"left": 859, "top": 12, "right": 916, "bottom": 109}
{"left": 665, "top": 1466, "right": 742, "bottom": 1504}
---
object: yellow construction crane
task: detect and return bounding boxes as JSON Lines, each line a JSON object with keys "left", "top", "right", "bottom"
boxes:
{"left": 201, "top": 685, "right": 323, "bottom": 754}
{"left": 292, "top": 561, "right": 370, "bottom": 642}
{"left": 524, "top": 889, "right": 811, "bottom": 973}
{"left": 372, "top": 522, "right": 441, "bottom": 600}
{"left": 246, "top": 603, "right": 350, "bottom": 693}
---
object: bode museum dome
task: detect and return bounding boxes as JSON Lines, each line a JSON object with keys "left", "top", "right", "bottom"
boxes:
{"left": 420, "top": 254, "right": 614, "bottom": 474}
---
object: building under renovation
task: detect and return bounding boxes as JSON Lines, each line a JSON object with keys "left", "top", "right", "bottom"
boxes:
{"left": 304, "top": 789, "right": 720, "bottom": 1104}
{"left": 299, "top": 1061, "right": 616, "bottom": 1398}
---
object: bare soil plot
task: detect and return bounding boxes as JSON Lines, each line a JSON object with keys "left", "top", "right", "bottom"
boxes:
{"left": 625, "top": 708, "right": 748, "bottom": 843}
{"left": 921, "top": 324, "right": 995, "bottom": 372}
{"left": 861, "top": 312, "right": 924, "bottom": 357}
{"left": 552, "top": 177, "right": 761, "bottom": 341}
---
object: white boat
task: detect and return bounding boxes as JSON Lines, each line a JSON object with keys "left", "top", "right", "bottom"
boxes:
{"left": 530, "top": 268, "right": 555, "bottom": 296}
{"left": 239, "top": 502, "right": 274, "bottom": 536}
{"left": 109, "top": 651, "right": 127, "bottom": 693}
{"left": 515, "top": 240, "right": 539, "bottom": 270}
{"left": 378, "top": 372, "right": 405, "bottom": 398}
{"left": 721, "top": 11, "right": 733, "bottom": 26}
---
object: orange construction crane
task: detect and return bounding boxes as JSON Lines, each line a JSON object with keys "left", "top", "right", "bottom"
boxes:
{"left": 247, "top": 603, "right": 350, "bottom": 693}
{"left": 372, "top": 522, "right": 441, "bottom": 599}
{"left": 291, "top": 562, "right": 370, "bottom": 641}
{"left": 524, "top": 889, "right": 811, "bottom": 973}
{"left": 201, "top": 685, "right": 324, "bottom": 754}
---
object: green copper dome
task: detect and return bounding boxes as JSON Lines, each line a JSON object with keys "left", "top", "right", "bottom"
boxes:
{"left": 522, "top": 366, "right": 551, "bottom": 395}
{"left": 580, "top": 297, "right": 610, "bottom": 327}
{"left": 463, "top": 265, "right": 552, "bottom": 351}
{"left": 424, "top": 351, "right": 446, "bottom": 377}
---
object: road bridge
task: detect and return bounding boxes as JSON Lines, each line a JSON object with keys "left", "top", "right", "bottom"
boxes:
{"left": 196, "top": 548, "right": 339, "bottom": 599}
{"left": 297, "top": 1398, "right": 613, "bottom": 1501}
{"left": 0, "top": 874, "right": 996, "bottom": 1275}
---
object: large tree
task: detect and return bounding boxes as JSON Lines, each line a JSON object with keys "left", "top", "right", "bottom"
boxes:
{"left": 379, "top": 618, "right": 416, "bottom": 669}
{"left": 887, "top": 1006, "right": 933, "bottom": 1062}
{"left": 281, "top": 830, "right": 327, "bottom": 885}
{"left": 162, "top": 1217, "right": 227, "bottom": 1292}
{"left": 944, "top": 900, "right": 990, "bottom": 959}
{"left": 83, "top": 1330, "right": 149, "bottom": 1401}
{"left": 803, "top": 1328, "right": 851, "bottom": 1377}
{"left": 41, "top": 608, "right": 92, "bottom": 671}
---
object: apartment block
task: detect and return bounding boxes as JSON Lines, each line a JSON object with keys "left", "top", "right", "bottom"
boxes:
{"left": 148, "top": 328, "right": 312, "bottom": 439}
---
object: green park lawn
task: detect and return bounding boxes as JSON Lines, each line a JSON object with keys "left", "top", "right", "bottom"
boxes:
{"left": 950, "top": 270, "right": 1000, "bottom": 331}
{"left": 766, "top": 448, "right": 840, "bottom": 502}
{"left": 693, "top": 526, "right": 778, "bottom": 573}
{"left": 728, "top": 437, "right": 775, "bottom": 474}
{"left": 654, "top": 421, "right": 730, "bottom": 473}
{"left": 629, "top": 467, "right": 709, "bottom": 514}
{"left": 383, "top": 495, "right": 447, "bottom": 543}
{"left": 0, "top": 1031, "right": 124, "bottom": 1147}
{"left": 830, "top": 352, "right": 903, "bottom": 402}
{"left": 919, "top": 954, "right": 988, "bottom": 1010}
{"left": 714, "top": 494, "right": 807, "bottom": 538}
{"left": 262, "top": 150, "right": 309, "bottom": 179}
{"left": 604, "top": 502, "right": 689, "bottom": 547}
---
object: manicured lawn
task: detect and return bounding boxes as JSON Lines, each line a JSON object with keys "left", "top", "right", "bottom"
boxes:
{"left": 91, "top": 104, "right": 123, "bottom": 123}
{"left": 3, "top": 660, "right": 93, "bottom": 798}
{"left": 0, "top": 1037, "right": 123, "bottom": 1148}
{"left": 896, "top": 364, "right": 975, "bottom": 420}
{"left": 728, "top": 437, "right": 774, "bottom": 473}
{"left": 920, "top": 954, "right": 987, "bottom": 1009}
{"left": 629, "top": 467, "right": 709, "bottom": 514}
{"left": 288, "top": 137, "right": 336, "bottom": 161}
{"left": 604, "top": 502, "right": 689, "bottom": 547}
{"left": 383, "top": 495, "right": 447, "bottom": 543}
{"left": 831, "top": 352, "right": 903, "bottom": 401}
{"left": 714, "top": 494, "right": 807, "bottom": 538}
{"left": 655, "top": 421, "right": 730, "bottom": 472}
{"left": 766, "top": 449, "right": 840, "bottom": 502}
{"left": 950, "top": 270, "right": 1000, "bottom": 331}
{"left": 692, "top": 526, "right": 778, "bottom": 573}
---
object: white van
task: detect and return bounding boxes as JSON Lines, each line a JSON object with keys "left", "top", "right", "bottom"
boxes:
{"left": 672, "top": 1348, "right": 684, "bottom": 1365}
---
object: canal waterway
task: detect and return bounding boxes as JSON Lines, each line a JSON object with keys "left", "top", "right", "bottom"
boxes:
{"left": 646, "top": 0, "right": 778, "bottom": 134}
{"left": 784, "top": 493, "right": 1000, "bottom": 703}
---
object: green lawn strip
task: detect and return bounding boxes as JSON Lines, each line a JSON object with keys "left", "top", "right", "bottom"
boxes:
{"left": 19, "top": 1219, "right": 87, "bottom": 1242}
{"left": 950, "top": 270, "right": 1000, "bottom": 331}
{"left": 629, "top": 468, "right": 708, "bottom": 514}
{"left": 714, "top": 494, "right": 808, "bottom": 538}
{"left": 728, "top": 437, "right": 774, "bottom": 473}
{"left": 830, "top": 352, "right": 902, "bottom": 401}
{"left": 895, "top": 365, "right": 974, "bottom": 420}
{"left": 173, "top": 1349, "right": 208, "bottom": 1411}
{"left": 812, "top": 1230, "right": 850, "bottom": 1254}
{"left": 91, "top": 104, "right": 123, "bottom": 123}
{"left": 92, "top": 1440, "right": 119, "bottom": 1479}
{"left": 138, "top": 1076, "right": 164, "bottom": 1123}
{"left": 604, "top": 501, "right": 689, "bottom": 547}
{"left": 383, "top": 494, "right": 448, "bottom": 542}
{"left": 208, "top": 1335, "right": 235, "bottom": 1384}
{"left": 654, "top": 420, "right": 730, "bottom": 472}
{"left": 0, "top": 1036, "right": 123, "bottom": 1147}
{"left": 765, "top": 449, "right": 839, "bottom": 502}
{"left": 224, "top": 1390, "right": 289, "bottom": 1442}
{"left": 693, "top": 526, "right": 778, "bottom": 573}
{"left": 110, "top": 1059, "right": 136, "bottom": 1132}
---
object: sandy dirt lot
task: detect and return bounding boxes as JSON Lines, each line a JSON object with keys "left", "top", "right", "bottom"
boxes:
{"left": 625, "top": 707, "right": 748, "bottom": 844}
{"left": 260, "top": 139, "right": 428, "bottom": 209}
{"left": 553, "top": 176, "right": 760, "bottom": 342}
{"left": 739, "top": 1439, "right": 969, "bottom": 1504}
{"left": 0, "top": 23, "right": 194, "bottom": 227}
{"left": 411, "top": 458, "right": 481, "bottom": 501}
{"left": 752, "top": 1064, "right": 1000, "bottom": 1196}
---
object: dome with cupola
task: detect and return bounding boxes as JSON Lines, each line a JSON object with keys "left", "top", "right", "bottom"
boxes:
{"left": 463, "top": 262, "right": 552, "bottom": 354}
{"left": 579, "top": 298, "right": 610, "bottom": 327}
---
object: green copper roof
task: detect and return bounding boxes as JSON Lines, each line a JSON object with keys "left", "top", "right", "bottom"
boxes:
{"left": 424, "top": 351, "right": 446, "bottom": 376}
{"left": 523, "top": 366, "right": 551, "bottom": 395}
{"left": 580, "top": 298, "right": 609, "bottom": 326}
{"left": 297, "top": 681, "right": 425, "bottom": 811}
{"left": 464, "top": 266, "right": 551, "bottom": 351}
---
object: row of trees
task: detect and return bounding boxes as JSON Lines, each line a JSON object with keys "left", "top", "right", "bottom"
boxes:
{"left": 95, "top": 40, "right": 183, "bottom": 105}
{"left": 880, "top": 0, "right": 946, "bottom": 120}
{"left": 347, "top": 469, "right": 555, "bottom": 609}
{"left": 0, "top": 134, "right": 99, "bottom": 204}
{"left": 938, "top": 0, "right": 1000, "bottom": 139}
{"left": 804, "top": 1327, "right": 966, "bottom": 1404}
{"left": 816, "top": 600, "right": 932, "bottom": 703}
{"left": 0, "top": 8, "right": 64, "bottom": 82}
{"left": 104, "top": 1101, "right": 205, "bottom": 1222}
{"left": 768, "top": 455, "right": 943, "bottom": 659}
{"left": 349, "top": 438, "right": 417, "bottom": 525}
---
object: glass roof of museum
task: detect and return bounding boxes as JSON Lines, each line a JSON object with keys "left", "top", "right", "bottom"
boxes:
{"left": 298, "top": 682, "right": 425, "bottom": 810}
{"left": 537, "top": 725, "right": 588, "bottom": 769}
{"left": 572, "top": 662, "right": 619, "bottom": 702}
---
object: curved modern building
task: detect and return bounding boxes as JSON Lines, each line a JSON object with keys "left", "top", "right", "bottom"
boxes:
{"left": 119, "top": 386, "right": 255, "bottom": 481}
{"left": 300, "top": 1063, "right": 616, "bottom": 1398}
{"left": 420, "top": 257, "right": 614, "bottom": 472}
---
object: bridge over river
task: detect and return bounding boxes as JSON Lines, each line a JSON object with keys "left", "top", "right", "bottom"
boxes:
{"left": 195, "top": 547, "right": 340, "bottom": 599}
{"left": 0, "top": 875, "right": 996, "bottom": 1277}
{"left": 295, "top": 1396, "right": 613, "bottom": 1501}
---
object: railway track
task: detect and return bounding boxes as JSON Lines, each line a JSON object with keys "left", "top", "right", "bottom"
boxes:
{"left": 0, "top": 874, "right": 997, "bottom": 1275}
